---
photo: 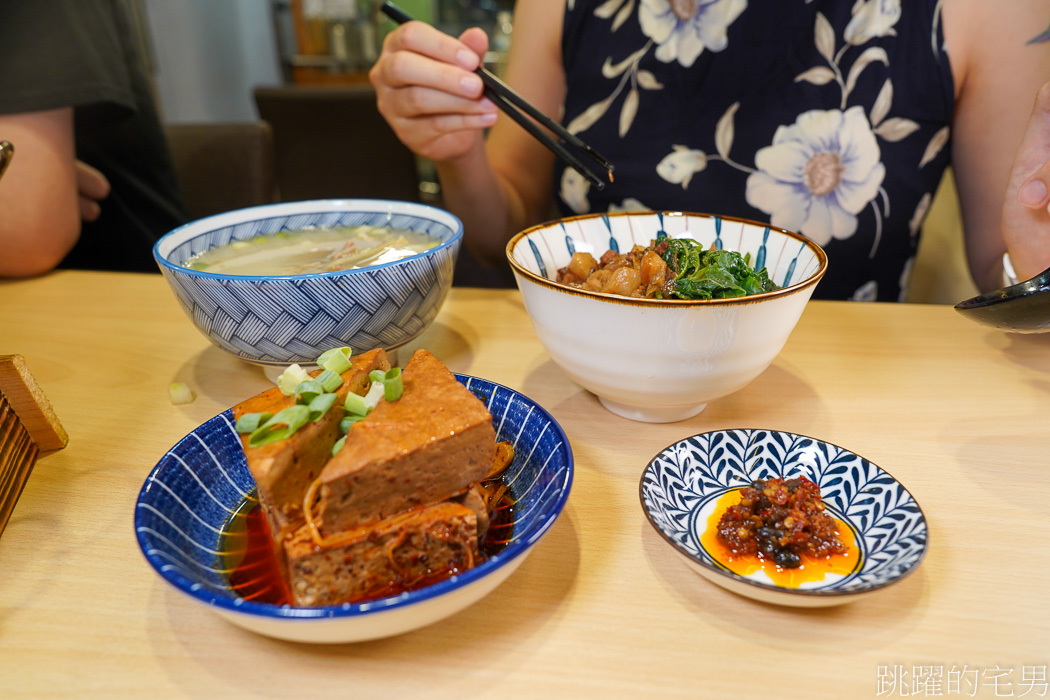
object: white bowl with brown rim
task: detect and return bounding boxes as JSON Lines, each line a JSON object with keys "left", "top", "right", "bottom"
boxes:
{"left": 506, "top": 211, "right": 827, "bottom": 423}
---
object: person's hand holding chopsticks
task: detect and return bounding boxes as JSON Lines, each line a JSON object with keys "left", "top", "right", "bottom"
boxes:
{"left": 368, "top": 0, "right": 596, "bottom": 267}
{"left": 369, "top": 18, "right": 499, "bottom": 163}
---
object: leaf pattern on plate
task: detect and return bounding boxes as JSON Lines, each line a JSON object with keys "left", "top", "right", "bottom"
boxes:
{"left": 640, "top": 428, "right": 927, "bottom": 596}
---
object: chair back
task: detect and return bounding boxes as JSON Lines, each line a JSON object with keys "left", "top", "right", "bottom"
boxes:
{"left": 253, "top": 84, "right": 421, "bottom": 203}
{"left": 164, "top": 121, "right": 277, "bottom": 220}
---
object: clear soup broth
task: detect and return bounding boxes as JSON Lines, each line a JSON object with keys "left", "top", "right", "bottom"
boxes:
{"left": 183, "top": 225, "right": 440, "bottom": 276}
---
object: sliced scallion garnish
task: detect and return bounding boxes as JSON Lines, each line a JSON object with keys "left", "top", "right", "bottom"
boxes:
{"left": 344, "top": 390, "right": 369, "bottom": 416}
{"left": 331, "top": 435, "right": 346, "bottom": 456}
{"left": 248, "top": 405, "right": 310, "bottom": 447}
{"left": 381, "top": 367, "right": 403, "bottom": 401}
{"left": 236, "top": 412, "right": 273, "bottom": 433}
{"left": 362, "top": 378, "right": 386, "bottom": 411}
{"left": 340, "top": 414, "right": 364, "bottom": 433}
{"left": 316, "top": 369, "right": 343, "bottom": 393}
{"left": 295, "top": 379, "right": 324, "bottom": 405}
{"left": 307, "top": 392, "right": 338, "bottom": 421}
{"left": 317, "top": 347, "right": 353, "bottom": 374}
{"left": 169, "top": 382, "right": 195, "bottom": 405}
{"left": 276, "top": 364, "right": 311, "bottom": 396}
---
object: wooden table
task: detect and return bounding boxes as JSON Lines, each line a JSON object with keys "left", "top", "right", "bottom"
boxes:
{"left": 1, "top": 270, "right": 1048, "bottom": 699}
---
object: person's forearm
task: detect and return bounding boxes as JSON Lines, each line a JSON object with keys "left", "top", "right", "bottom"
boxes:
{"left": 434, "top": 140, "right": 531, "bottom": 266}
{"left": 0, "top": 109, "right": 82, "bottom": 277}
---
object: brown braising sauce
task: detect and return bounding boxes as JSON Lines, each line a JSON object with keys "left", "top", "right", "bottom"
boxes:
{"left": 220, "top": 487, "right": 515, "bottom": 607}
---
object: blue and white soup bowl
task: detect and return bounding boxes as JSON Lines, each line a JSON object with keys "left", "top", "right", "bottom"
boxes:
{"left": 154, "top": 199, "right": 463, "bottom": 367}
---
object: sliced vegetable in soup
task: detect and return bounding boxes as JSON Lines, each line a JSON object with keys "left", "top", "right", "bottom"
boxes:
{"left": 182, "top": 225, "right": 440, "bottom": 275}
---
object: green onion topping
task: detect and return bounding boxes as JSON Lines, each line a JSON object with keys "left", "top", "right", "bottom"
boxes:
{"left": 235, "top": 412, "right": 273, "bottom": 433}
{"left": 317, "top": 347, "right": 353, "bottom": 374}
{"left": 169, "top": 382, "right": 195, "bottom": 405}
{"left": 276, "top": 364, "right": 311, "bottom": 396}
{"left": 307, "top": 392, "right": 339, "bottom": 421}
{"left": 344, "top": 390, "right": 369, "bottom": 417}
{"left": 381, "top": 367, "right": 403, "bottom": 401}
{"left": 248, "top": 405, "right": 311, "bottom": 447}
{"left": 362, "top": 379, "right": 386, "bottom": 412}
{"left": 340, "top": 413, "right": 365, "bottom": 433}
{"left": 331, "top": 435, "right": 346, "bottom": 456}
{"left": 316, "top": 369, "right": 343, "bottom": 393}
{"left": 294, "top": 379, "right": 324, "bottom": 405}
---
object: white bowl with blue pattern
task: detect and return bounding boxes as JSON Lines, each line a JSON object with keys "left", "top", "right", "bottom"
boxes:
{"left": 640, "top": 429, "right": 927, "bottom": 607}
{"left": 134, "top": 374, "right": 573, "bottom": 643}
{"left": 506, "top": 212, "right": 827, "bottom": 423}
{"left": 154, "top": 199, "right": 462, "bottom": 367}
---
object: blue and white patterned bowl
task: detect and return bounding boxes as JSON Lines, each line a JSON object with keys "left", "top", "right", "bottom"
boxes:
{"left": 134, "top": 375, "right": 573, "bottom": 643}
{"left": 640, "top": 429, "right": 927, "bottom": 607}
{"left": 154, "top": 199, "right": 462, "bottom": 367}
{"left": 506, "top": 212, "right": 827, "bottom": 423}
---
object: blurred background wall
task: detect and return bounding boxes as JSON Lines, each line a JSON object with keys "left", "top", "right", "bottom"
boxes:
{"left": 142, "top": 0, "right": 283, "bottom": 123}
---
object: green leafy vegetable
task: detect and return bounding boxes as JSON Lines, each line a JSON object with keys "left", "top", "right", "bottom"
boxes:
{"left": 660, "top": 236, "right": 778, "bottom": 300}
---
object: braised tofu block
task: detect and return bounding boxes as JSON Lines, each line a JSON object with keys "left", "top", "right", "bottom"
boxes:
{"left": 316, "top": 348, "right": 496, "bottom": 536}
{"left": 233, "top": 347, "right": 390, "bottom": 534}
{"left": 285, "top": 500, "right": 479, "bottom": 607}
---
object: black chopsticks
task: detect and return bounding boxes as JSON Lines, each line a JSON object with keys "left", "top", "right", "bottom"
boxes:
{"left": 380, "top": 2, "right": 614, "bottom": 190}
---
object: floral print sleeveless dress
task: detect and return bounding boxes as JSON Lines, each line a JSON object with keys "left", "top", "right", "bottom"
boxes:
{"left": 556, "top": 0, "right": 954, "bottom": 301}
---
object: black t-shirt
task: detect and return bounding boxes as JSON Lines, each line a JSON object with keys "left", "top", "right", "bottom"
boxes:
{"left": 0, "top": 0, "right": 188, "bottom": 272}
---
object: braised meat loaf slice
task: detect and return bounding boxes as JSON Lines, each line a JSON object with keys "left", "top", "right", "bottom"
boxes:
{"left": 233, "top": 347, "right": 390, "bottom": 534}
{"left": 285, "top": 500, "right": 479, "bottom": 607}
{"left": 316, "top": 348, "right": 495, "bottom": 536}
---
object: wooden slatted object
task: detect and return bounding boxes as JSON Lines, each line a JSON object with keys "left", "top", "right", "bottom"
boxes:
{"left": 0, "top": 355, "right": 67, "bottom": 537}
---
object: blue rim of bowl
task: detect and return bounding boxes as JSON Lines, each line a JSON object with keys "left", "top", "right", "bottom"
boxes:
{"left": 134, "top": 373, "right": 573, "bottom": 620}
{"left": 152, "top": 198, "right": 464, "bottom": 281}
{"left": 505, "top": 210, "right": 827, "bottom": 307}
{"left": 638, "top": 428, "right": 928, "bottom": 600}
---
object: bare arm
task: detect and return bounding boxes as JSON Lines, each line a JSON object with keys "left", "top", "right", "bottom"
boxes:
{"left": 370, "top": 0, "right": 567, "bottom": 265}
{"left": 0, "top": 108, "right": 110, "bottom": 278}
{"left": 943, "top": 0, "right": 1050, "bottom": 289}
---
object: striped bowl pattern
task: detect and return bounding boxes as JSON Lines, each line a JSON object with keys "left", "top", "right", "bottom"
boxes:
{"left": 640, "top": 429, "right": 927, "bottom": 607}
{"left": 154, "top": 200, "right": 462, "bottom": 366}
{"left": 135, "top": 374, "right": 573, "bottom": 643}
{"left": 510, "top": 211, "right": 825, "bottom": 290}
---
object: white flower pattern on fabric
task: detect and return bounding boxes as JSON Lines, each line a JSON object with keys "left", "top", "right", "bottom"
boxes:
{"left": 609, "top": 197, "right": 652, "bottom": 212}
{"left": 656, "top": 146, "right": 708, "bottom": 188}
{"left": 639, "top": 0, "right": 747, "bottom": 67}
{"left": 745, "top": 106, "right": 885, "bottom": 246}
{"left": 844, "top": 0, "right": 901, "bottom": 45}
{"left": 851, "top": 280, "right": 878, "bottom": 301}
{"left": 560, "top": 168, "right": 591, "bottom": 214}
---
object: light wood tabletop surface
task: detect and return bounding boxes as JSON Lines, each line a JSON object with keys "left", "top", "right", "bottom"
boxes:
{"left": 1, "top": 270, "right": 1048, "bottom": 699}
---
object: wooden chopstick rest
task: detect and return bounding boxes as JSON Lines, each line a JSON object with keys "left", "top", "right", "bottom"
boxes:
{"left": 0, "top": 354, "right": 68, "bottom": 537}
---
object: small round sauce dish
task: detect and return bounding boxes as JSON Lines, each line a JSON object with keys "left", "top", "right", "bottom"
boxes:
{"left": 639, "top": 428, "right": 927, "bottom": 607}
